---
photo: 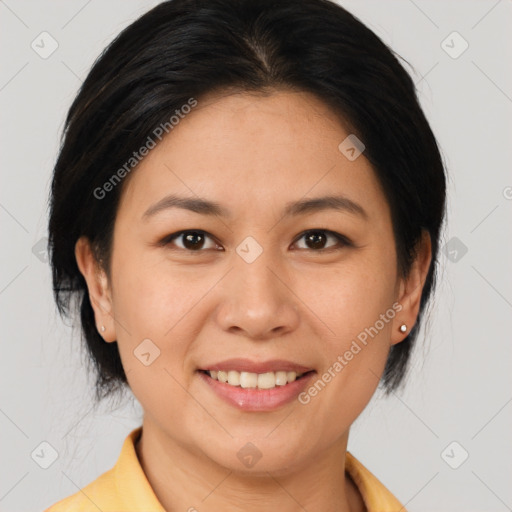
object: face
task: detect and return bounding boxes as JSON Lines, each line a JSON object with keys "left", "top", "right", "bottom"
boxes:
{"left": 76, "top": 89, "right": 430, "bottom": 475}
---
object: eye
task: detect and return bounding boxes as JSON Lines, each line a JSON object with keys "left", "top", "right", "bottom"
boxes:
{"left": 161, "top": 230, "right": 221, "bottom": 252}
{"left": 159, "top": 229, "right": 351, "bottom": 253}
{"left": 292, "top": 229, "right": 352, "bottom": 251}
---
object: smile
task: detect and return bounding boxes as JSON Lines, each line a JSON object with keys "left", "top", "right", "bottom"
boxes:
{"left": 201, "top": 369, "right": 311, "bottom": 390}
{"left": 197, "top": 368, "right": 316, "bottom": 411}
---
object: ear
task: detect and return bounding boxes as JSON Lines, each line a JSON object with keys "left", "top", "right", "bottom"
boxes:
{"left": 75, "top": 236, "right": 116, "bottom": 343}
{"left": 391, "top": 230, "right": 432, "bottom": 346}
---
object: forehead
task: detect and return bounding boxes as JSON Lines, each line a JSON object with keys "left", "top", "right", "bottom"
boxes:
{"left": 118, "top": 90, "right": 389, "bottom": 223}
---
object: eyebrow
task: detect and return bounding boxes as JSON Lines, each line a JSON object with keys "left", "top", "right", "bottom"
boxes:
{"left": 142, "top": 194, "right": 368, "bottom": 221}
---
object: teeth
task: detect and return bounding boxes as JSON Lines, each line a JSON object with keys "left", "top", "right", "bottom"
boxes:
{"left": 227, "top": 370, "right": 240, "bottom": 386}
{"left": 275, "top": 371, "right": 288, "bottom": 386}
{"left": 207, "top": 369, "right": 305, "bottom": 389}
{"left": 257, "top": 372, "right": 275, "bottom": 389}
{"left": 240, "top": 371, "right": 258, "bottom": 388}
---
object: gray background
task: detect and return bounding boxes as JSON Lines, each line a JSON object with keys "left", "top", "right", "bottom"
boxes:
{"left": 1, "top": 1, "right": 511, "bottom": 510}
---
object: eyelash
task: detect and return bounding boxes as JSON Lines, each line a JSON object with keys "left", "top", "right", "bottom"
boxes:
{"left": 158, "top": 229, "right": 352, "bottom": 253}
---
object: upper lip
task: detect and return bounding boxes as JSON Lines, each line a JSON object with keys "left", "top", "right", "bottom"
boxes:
{"left": 199, "top": 358, "right": 315, "bottom": 374}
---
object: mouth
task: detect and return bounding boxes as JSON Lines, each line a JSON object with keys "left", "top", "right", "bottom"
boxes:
{"left": 196, "top": 358, "right": 317, "bottom": 411}
{"left": 198, "top": 368, "right": 315, "bottom": 390}
{"left": 197, "top": 367, "right": 317, "bottom": 411}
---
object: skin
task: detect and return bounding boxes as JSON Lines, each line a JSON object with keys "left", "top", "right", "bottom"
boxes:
{"left": 75, "top": 89, "right": 431, "bottom": 512}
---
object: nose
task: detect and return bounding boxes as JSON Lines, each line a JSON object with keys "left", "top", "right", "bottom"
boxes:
{"left": 214, "top": 246, "right": 300, "bottom": 340}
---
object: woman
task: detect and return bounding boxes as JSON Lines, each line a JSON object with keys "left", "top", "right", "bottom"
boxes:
{"left": 45, "top": 0, "right": 446, "bottom": 510}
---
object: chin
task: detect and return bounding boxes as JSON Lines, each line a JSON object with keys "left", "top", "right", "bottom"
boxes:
{"left": 202, "top": 436, "right": 309, "bottom": 476}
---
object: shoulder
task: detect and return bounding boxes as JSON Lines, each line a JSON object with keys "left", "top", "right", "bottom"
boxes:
{"left": 43, "top": 427, "right": 146, "bottom": 512}
{"left": 42, "top": 427, "right": 165, "bottom": 512}
{"left": 345, "top": 451, "right": 406, "bottom": 512}
{"left": 43, "top": 467, "right": 117, "bottom": 511}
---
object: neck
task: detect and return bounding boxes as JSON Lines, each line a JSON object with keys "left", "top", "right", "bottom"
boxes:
{"left": 135, "top": 419, "right": 366, "bottom": 512}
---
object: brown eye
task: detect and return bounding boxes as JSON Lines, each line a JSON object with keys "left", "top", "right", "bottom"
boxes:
{"left": 163, "top": 230, "right": 220, "bottom": 251}
{"left": 293, "top": 230, "right": 351, "bottom": 251}
{"left": 160, "top": 229, "right": 351, "bottom": 253}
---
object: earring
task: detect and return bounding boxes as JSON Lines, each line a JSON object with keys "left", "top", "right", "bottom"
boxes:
{"left": 100, "top": 325, "right": 106, "bottom": 332}
{"left": 399, "top": 324, "right": 407, "bottom": 333}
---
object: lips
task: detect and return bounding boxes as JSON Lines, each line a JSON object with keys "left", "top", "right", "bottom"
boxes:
{"left": 197, "top": 366, "right": 316, "bottom": 411}
{"left": 196, "top": 358, "right": 316, "bottom": 410}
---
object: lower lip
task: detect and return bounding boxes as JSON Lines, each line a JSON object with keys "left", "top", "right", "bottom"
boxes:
{"left": 197, "top": 370, "right": 316, "bottom": 412}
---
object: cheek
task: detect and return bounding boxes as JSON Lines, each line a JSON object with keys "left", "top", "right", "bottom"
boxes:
{"left": 295, "top": 250, "right": 397, "bottom": 422}
{"left": 107, "top": 247, "right": 193, "bottom": 380}
{"left": 109, "top": 260, "right": 204, "bottom": 422}
{"left": 111, "top": 249, "right": 199, "bottom": 337}
{"left": 298, "top": 247, "right": 397, "bottom": 342}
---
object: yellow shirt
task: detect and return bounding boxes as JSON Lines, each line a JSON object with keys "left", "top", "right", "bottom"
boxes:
{"left": 44, "top": 427, "right": 406, "bottom": 511}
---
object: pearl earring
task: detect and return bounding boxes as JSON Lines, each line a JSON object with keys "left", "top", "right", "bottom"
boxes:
{"left": 399, "top": 324, "right": 407, "bottom": 333}
{"left": 100, "top": 325, "right": 106, "bottom": 332}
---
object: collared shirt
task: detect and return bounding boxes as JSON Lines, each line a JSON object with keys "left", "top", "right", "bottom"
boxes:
{"left": 44, "top": 427, "right": 406, "bottom": 511}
